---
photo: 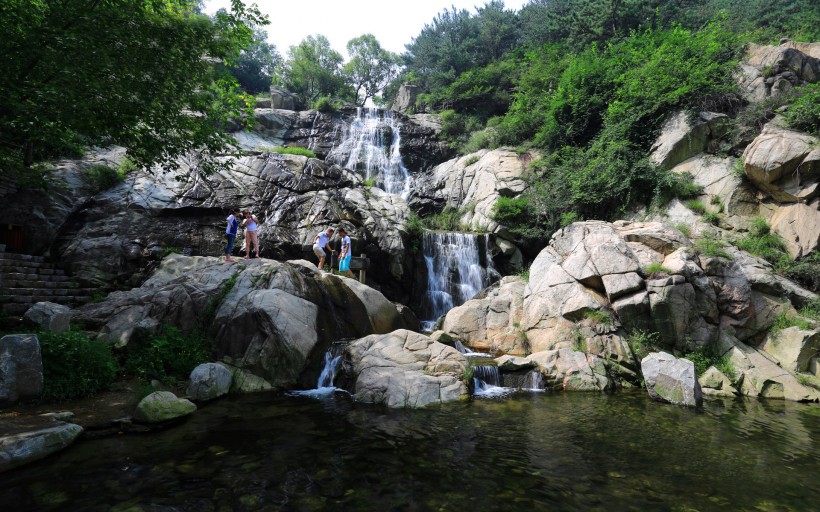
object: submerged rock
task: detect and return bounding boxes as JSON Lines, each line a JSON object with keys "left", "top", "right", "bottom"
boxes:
{"left": 641, "top": 352, "right": 703, "bottom": 407}
{"left": 344, "top": 329, "right": 468, "bottom": 408}
{"left": 0, "top": 418, "right": 83, "bottom": 473}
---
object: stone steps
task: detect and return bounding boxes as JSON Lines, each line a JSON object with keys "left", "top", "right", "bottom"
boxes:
{"left": 0, "top": 248, "right": 96, "bottom": 318}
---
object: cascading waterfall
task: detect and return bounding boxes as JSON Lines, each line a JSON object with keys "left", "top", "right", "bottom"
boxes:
{"left": 521, "top": 371, "right": 546, "bottom": 391}
{"left": 289, "top": 343, "right": 347, "bottom": 398}
{"left": 326, "top": 108, "right": 410, "bottom": 197}
{"left": 420, "top": 231, "right": 497, "bottom": 331}
{"left": 473, "top": 366, "right": 513, "bottom": 398}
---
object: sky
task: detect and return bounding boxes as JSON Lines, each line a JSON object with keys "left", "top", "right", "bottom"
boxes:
{"left": 203, "top": 0, "right": 530, "bottom": 58}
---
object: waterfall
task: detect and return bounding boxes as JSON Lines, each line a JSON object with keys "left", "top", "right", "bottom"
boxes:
{"left": 326, "top": 108, "right": 410, "bottom": 198}
{"left": 521, "top": 371, "right": 546, "bottom": 391}
{"left": 420, "top": 231, "right": 497, "bottom": 331}
{"left": 289, "top": 344, "right": 347, "bottom": 398}
{"left": 473, "top": 366, "right": 512, "bottom": 398}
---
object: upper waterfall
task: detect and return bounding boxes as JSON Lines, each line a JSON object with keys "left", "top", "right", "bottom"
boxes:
{"left": 326, "top": 108, "right": 410, "bottom": 198}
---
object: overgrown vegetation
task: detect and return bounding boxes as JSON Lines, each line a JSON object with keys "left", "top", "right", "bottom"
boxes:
{"left": 643, "top": 264, "right": 673, "bottom": 278}
{"left": 122, "top": 326, "right": 212, "bottom": 384}
{"left": 38, "top": 330, "right": 118, "bottom": 402}
{"left": 626, "top": 330, "right": 660, "bottom": 360}
{"left": 769, "top": 311, "right": 813, "bottom": 339}
{"left": 685, "top": 344, "right": 734, "bottom": 380}
{"left": 269, "top": 146, "right": 318, "bottom": 158}
{"left": 734, "top": 217, "right": 791, "bottom": 269}
{"left": 783, "top": 83, "right": 820, "bottom": 136}
{"left": 695, "top": 233, "right": 732, "bottom": 259}
{"left": 583, "top": 310, "right": 612, "bottom": 326}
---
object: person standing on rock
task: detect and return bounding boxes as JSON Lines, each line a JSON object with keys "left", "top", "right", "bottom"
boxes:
{"left": 242, "top": 210, "right": 260, "bottom": 259}
{"left": 337, "top": 228, "right": 354, "bottom": 278}
{"left": 223, "top": 207, "right": 240, "bottom": 263}
{"left": 313, "top": 227, "right": 335, "bottom": 270}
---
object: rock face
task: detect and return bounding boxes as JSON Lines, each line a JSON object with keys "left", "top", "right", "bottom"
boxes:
{"left": 641, "top": 352, "right": 703, "bottom": 407}
{"left": 528, "top": 349, "right": 613, "bottom": 391}
{"left": 269, "top": 86, "right": 303, "bottom": 111}
{"left": 0, "top": 334, "right": 43, "bottom": 407}
{"left": 134, "top": 391, "right": 197, "bottom": 423}
{"left": 391, "top": 84, "right": 419, "bottom": 113}
{"left": 74, "top": 255, "right": 414, "bottom": 389}
{"left": 344, "top": 329, "right": 468, "bottom": 408}
{"left": 0, "top": 418, "right": 83, "bottom": 473}
{"left": 22, "top": 302, "right": 72, "bottom": 333}
{"left": 738, "top": 42, "right": 820, "bottom": 101}
{"left": 650, "top": 111, "right": 730, "bottom": 169}
{"left": 187, "top": 363, "right": 233, "bottom": 401}
{"left": 439, "top": 220, "right": 819, "bottom": 401}
{"left": 698, "top": 366, "right": 737, "bottom": 397}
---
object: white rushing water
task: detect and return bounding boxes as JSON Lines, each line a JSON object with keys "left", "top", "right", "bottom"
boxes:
{"left": 421, "top": 231, "right": 497, "bottom": 331}
{"left": 326, "top": 108, "right": 410, "bottom": 198}
{"left": 289, "top": 345, "right": 347, "bottom": 398}
{"left": 472, "top": 366, "right": 514, "bottom": 398}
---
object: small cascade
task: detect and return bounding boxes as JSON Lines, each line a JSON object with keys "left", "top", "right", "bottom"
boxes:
{"left": 420, "top": 231, "right": 497, "bottom": 331}
{"left": 289, "top": 343, "right": 347, "bottom": 398}
{"left": 454, "top": 340, "right": 491, "bottom": 358}
{"left": 473, "top": 365, "right": 513, "bottom": 398}
{"left": 521, "top": 370, "right": 546, "bottom": 391}
{"left": 326, "top": 108, "right": 410, "bottom": 197}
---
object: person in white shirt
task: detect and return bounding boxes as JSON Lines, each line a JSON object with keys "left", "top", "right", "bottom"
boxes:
{"left": 312, "top": 228, "right": 335, "bottom": 270}
{"left": 242, "top": 211, "right": 260, "bottom": 259}
{"left": 337, "top": 228, "right": 354, "bottom": 278}
{"left": 224, "top": 207, "right": 240, "bottom": 263}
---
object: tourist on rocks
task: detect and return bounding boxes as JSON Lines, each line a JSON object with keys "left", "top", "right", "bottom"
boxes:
{"left": 337, "top": 228, "right": 354, "bottom": 278}
{"left": 312, "top": 227, "right": 335, "bottom": 271}
{"left": 223, "top": 207, "right": 240, "bottom": 263}
{"left": 242, "top": 210, "right": 260, "bottom": 259}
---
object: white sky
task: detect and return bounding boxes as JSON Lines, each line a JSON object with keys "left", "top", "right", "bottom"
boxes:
{"left": 203, "top": 0, "right": 530, "bottom": 58}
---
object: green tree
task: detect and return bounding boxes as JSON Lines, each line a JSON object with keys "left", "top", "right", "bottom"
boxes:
{"left": 228, "top": 27, "right": 283, "bottom": 94}
{"left": 279, "top": 34, "right": 346, "bottom": 103}
{"left": 0, "top": 0, "right": 267, "bottom": 174}
{"left": 344, "top": 34, "right": 401, "bottom": 107}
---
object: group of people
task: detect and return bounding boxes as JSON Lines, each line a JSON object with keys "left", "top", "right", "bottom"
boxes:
{"left": 223, "top": 208, "right": 259, "bottom": 263}
{"left": 221, "top": 209, "right": 354, "bottom": 277}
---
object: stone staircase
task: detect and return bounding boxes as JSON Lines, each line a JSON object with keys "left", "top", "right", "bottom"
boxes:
{"left": 0, "top": 247, "right": 95, "bottom": 317}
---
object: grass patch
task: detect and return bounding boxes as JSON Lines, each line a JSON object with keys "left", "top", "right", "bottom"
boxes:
{"left": 516, "top": 266, "right": 530, "bottom": 283}
{"left": 643, "top": 263, "right": 673, "bottom": 278}
{"left": 685, "top": 200, "right": 707, "bottom": 215}
{"left": 85, "top": 164, "right": 125, "bottom": 193}
{"left": 411, "top": 206, "right": 473, "bottom": 232}
{"left": 464, "top": 155, "right": 480, "bottom": 166}
{"left": 783, "top": 252, "right": 820, "bottom": 292}
{"left": 734, "top": 217, "right": 791, "bottom": 269}
{"left": 798, "top": 299, "right": 820, "bottom": 321}
{"left": 121, "top": 325, "right": 212, "bottom": 384}
{"left": 673, "top": 222, "right": 691, "bottom": 238}
{"left": 362, "top": 177, "right": 376, "bottom": 188}
{"left": 571, "top": 327, "right": 587, "bottom": 352}
{"left": 38, "top": 330, "right": 118, "bottom": 402}
{"left": 702, "top": 211, "right": 721, "bottom": 226}
{"left": 269, "top": 146, "right": 317, "bottom": 158}
{"left": 584, "top": 310, "right": 612, "bottom": 325}
{"left": 685, "top": 344, "right": 733, "bottom": 379}
{"left": 769, "top": 311, "right": 813, "bottom": 339}
{"left": 695, "top": 233, "right": 732, "bottom": 259}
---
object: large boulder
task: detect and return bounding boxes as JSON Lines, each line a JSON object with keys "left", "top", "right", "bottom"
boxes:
{"left": 344, "top": 329, "right": 468, "bottom": 408}
{"left": 738, "top": 42, "right": 820, "bottom": 101}
{"left": 0, "top": 334, "right": 43, "bottom": 407}
{"left": 74, "top": 255, "right": 414, "bottom": 389}
{"left": 641, "top": 352, "right": 703, "bottom": 407}
{"left": 649, "top": 111, "right": 730, "bottom": 169}
{"left": 698, "top": 366, "right": 738, "bottom": 398}
{"left": 269, "top": 86, "right": 303, "bottom": 111}
{"left": 757, "top": 326, "right": 820, "bottom": 374}
{"left": 766, "top": 202, "right": 820, "bottom": 259}
{"left": 133, "top": 391, "right": 197, "bottom": 423}
{"left": 527, "top": 349, "right": 612, "bottom": 391}
{"left": 22, "top": 302, "right": 72, "bottom": 333}
{"left": 0, "top": 417, "right": 83, "bottom": 472}
{"left": 441, "top": 276, "right": 527, "bottom": 355}
{"left": 187, "top": 362, "right": 233, "bottom": 402}
{"left": 391, "top": 83, "right": 419, "bottom": 113}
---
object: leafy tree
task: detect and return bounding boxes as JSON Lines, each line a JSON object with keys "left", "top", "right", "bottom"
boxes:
{"left": 0, "top": 0, "right": 267, "bottom": 174}
{"left": 278, "top": 34, "right": 347, "bottom": 103}
{"left": 228, "top": 27, "right": 283, "bottom": 94}
{"left": 344, "top": 34, "right": 401, "bottom": 106}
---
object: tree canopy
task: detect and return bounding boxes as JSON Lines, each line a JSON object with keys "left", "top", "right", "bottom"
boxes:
{"left": 0, "top": 0, "right": 266, "bottom": 174}
{"left": 277, "top": 35, "right": 347, "bottom": 103}
{"left": 228, "top": 27, "right": 283, "bottom": 94}
{"left": 344, "top": 34, "right": 401, "bottom": 107}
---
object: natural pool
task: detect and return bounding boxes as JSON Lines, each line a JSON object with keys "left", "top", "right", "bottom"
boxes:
{"left": 1, "top": 391, "right": 818, "bottom": 511}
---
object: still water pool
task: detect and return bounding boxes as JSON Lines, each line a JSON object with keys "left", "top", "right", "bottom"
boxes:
{"left": 2, "top": 391, "right": 818, "bottom": 511}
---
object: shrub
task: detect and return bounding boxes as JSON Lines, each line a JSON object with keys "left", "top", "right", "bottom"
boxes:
{"left": 799, "top": 299, "right": 820, "bottom": 321}
{"left": 38, "top": 331, "right": 118, "bottom": 402}
{"left": 783, "top": 253, "right": 820, "bottom": 292}
{"left": 464, "top": 155, "right": 480, "bottom": 167}
{"left": 362, "top": 177, "right": 376, "bottom": 188}
{"left": 560, "top": 211, "right": 580, "bottom": 227}
{"left": 584, "top": 310, "right": 612, "bottom": 325}
{"left": 783, "top": 83, "right": 820, "bottom": 136}
{"left": 313, "top": 96, "right": 341, "bottom": 113}
{"left": 685, "top": 200, "right": 707, "bottom": 215}
{"left": 702, "top": 211, "right": 721, "bottom": 225}
{"left": 271, "top": 146, "right": 317, "bottom": 158}
{"left": 674, "top": 222, "right": 691, "bottom": 238}
{"left": 122, "top": 326, "right": 212, "bottom": 383}
{"left": 769, "top": 311, "right": 812, "bottom": 339}
{"left": 626, "top": 330, "right": 660, "bottom": 359}
{"left": 516, "top": 266, "right": 530, "bottom": 283}
{"left": 749, "top": 216, "right": 771, "bottom": 236}
{"left": 685, "top": 344, "right": 731, "bottom": 377}
{"left": 85, "top": 164, "right": 125, "bottom": 192}
{"left": 735, "top": 220, "right": 790, "bottom": 269}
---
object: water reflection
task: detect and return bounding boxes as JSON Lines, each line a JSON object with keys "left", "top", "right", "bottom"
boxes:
{"left": 1, "top": 392, "right": 818, "bottom": 511}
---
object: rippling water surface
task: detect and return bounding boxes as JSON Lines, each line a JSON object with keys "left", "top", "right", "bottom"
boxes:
{"left": 2, "top": 392, "right": 818, "bottom": 511}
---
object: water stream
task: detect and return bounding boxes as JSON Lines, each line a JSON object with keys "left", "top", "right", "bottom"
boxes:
{"left": 3, "top": 392, "right": 817, "bottom": 511}
{"left": 288, "top": 344, "right": 346, "bottom": 398}
{"left": 420, "top": 231, "right": 497, "bottom": 331}
{"left": 326, "top": 108, "right": 410, "bottom": 198}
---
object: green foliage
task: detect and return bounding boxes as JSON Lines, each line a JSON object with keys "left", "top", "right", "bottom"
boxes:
{"left": 0, "top": 1, "right": 266, "bottom": 174}
{"left": 702, "top": 211, "right": 721, "bottom": 226}
{"left": 685, "top": 200, "right": 707, "bottom": 215}
{"left": 749, "top": 216, "right": 771, "bottom": 236}
{"left": 464, "top": 155, "right": 480, "bottom": 167}
{"left": 278, "top": 34, "right": 347, "bottom": 102}
{"left": 685, "top": 344, "right": 731, "bottom": 378}
{"left": 798, "top": 299, "right": 820, "bottom": 321}
{"left": 782, "top": 253, "right": 820, "bottom": 292}
{"left": 312, "top": 96, "right": 342, "bottom": 113}
{"left": 38, "top": 331, "right": 118, "bottom": 402}
{"left": 122, "top": 326, "right": 211, "bottom": 383}
{"left": 583, "top": 310, "right": 612, "bottom": 326}
{"left": 84, "top": 164, "right": 125, "bottom": 193}
{"left": 695, "top": 233, "right": 732, "bottom": 259}
{"left": 571, "top": 327, "right": 587, "bottom": 352}
{"left": 416, "top": 207, "right": 469, "bottom": 232}
{"left": 516, "top": 266, "right": 530, "bottom": 283}
{"left": 270, "top": 146, "right": 317, "bottom": 158}
{"left": 227, "top": 28, "right": 282, "bottom": 94}
{"left": 674, "top": 222, "right": 691, "bottom": 238}
{"left": 344, "top": 34, "right": 401, "bottom": 106}
{"left": 783, "top": 83, "right": 820, "bottom": 136}
{"left": 626, "top": 330, "right": 660, "bottom": 360}
{"left": 462, "top": 365, "right": 475, "bottom": 383}
{"left": 644, "top": 263, "right": 673, "bottom": 277}
{"left": 769, "top": 311, "right": 813, "bottom": 340}
{"left": 160, "top": 246, "right": 182, "bottom": 258}
{"left": 735, "top": 221, "right": 791, "bottom": 269}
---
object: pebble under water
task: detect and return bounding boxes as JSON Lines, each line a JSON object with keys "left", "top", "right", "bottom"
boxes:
{"left": 1, "top": 391, "right": 818, "bottom": 511}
